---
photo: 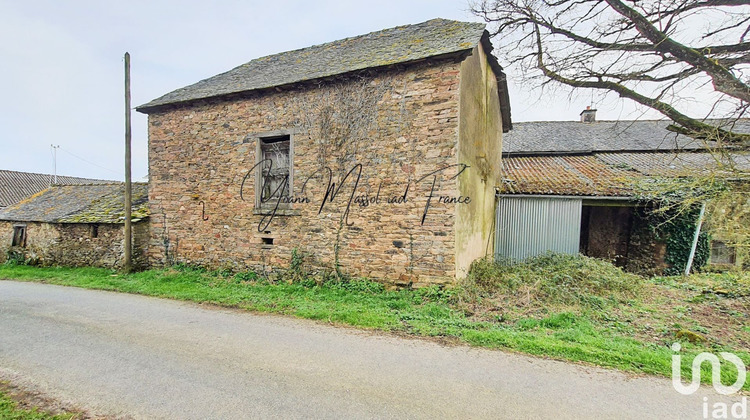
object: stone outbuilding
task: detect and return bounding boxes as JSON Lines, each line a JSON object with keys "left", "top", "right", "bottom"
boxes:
{"left": 498, "top": 115, "right": 750, "bottom": 273}
{"left": 0, "top": 169, "right": 109, "bottom": 209}
{"left": 0, "top": 183, "right": 149, "bottom": 269}
{"left": 137, "top": 18, "right": 512, "bottom": 286}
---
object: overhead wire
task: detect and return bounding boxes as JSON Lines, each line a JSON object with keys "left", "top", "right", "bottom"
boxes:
{"left": 57, "top": 146, "right": 123, "bottom": 178}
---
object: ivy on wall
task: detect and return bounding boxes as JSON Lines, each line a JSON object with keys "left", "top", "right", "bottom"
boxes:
{"left": 652, "top": 207, "right": 711, "bottom": 275}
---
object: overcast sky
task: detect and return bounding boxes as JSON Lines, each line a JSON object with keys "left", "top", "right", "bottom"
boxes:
{"left": 0, "top": 0, "right": 660, "bottom": 181}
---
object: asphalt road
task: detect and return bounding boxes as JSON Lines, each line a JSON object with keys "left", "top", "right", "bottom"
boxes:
{"left": 0, "top": 280, "right": 743, "bottom": 419}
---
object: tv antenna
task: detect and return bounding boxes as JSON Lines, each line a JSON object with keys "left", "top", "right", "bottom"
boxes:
{"left": 50, "top": 144, "right": 60, "bottom": 185}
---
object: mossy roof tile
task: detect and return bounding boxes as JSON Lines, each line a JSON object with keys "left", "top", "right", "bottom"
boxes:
{"left": 500, "top": 151, "right": 750, "bottom": 197}
{"left": 137, "top": 18, "right": 486, "bottom": 113}
{"left": 0, "top": 169, "right": 111, "bottom": 208}
{"left": 0, "top": 183, "right": 149, "bottom": 224}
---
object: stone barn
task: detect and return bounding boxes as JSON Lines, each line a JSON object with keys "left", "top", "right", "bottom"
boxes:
{"left": 0, "top": 169, "right": 110, "bottom": 209}
{"left": 0, "top": 183, "right": 149, "bottom": 269}
{"left": 137, "top": 19, "right": 512, "bottom": 286}
{"left": 498, "top": 114, "right": 750, "bottom": 274}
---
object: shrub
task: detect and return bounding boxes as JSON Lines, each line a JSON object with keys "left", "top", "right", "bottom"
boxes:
{"left": 461, "top": 253, "right": 643, "bottom": 308}
{"left": 4, "top": 249, "right": 27, "bottom": 266}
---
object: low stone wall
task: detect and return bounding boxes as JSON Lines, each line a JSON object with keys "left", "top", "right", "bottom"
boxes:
{"left": 0, "top": 220, "right": 149, "bottom": 269}
{"left": 581, "top": 205, "right": 635, "bottom": 268}
{"left": 624, "top": 209, "right": 669, "bottom": 276}
{"left": 0, "top": 221, "right": 13, "bottom": 264}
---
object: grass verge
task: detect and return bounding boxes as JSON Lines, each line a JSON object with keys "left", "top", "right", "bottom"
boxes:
{"left": 1, "top": 256, "right": 748, "bottom": 391}
{"left": 0, "top": 388, "right": 76, "bottom": 420}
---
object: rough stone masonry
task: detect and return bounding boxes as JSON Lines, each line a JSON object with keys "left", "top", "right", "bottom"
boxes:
{"left": 139, "top": 19, "right": 507, "bottom": 286}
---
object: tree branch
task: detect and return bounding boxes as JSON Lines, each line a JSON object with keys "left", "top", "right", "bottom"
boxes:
{"left": 604, "top": 0, "right": 750, "bottom": 102}
{"left": 533, "top": 24, "right": 750, "bottom": 145}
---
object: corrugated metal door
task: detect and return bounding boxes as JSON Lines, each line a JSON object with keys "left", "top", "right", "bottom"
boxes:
{"left": 495, "top": 197, "right": 582, "bottom": 261}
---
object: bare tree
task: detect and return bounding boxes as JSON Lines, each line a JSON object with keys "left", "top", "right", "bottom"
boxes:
{"left": 472, "top": 0, "right": 750, "bottom": 145}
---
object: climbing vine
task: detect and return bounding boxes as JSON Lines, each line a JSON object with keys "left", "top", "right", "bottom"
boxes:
{"left": 643, "top": 206, "right": 711, "bottom": 275}
{"left": 661, "top": 209, "right": 710, "bottom": 275}
{"left": 631, "top": 148, "right": 750, "bottom": 272}
{"left": 291, "top": 74, "right": 397, "bottom": 278}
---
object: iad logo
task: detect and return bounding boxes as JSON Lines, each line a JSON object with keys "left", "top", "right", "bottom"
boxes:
{"left": 672, "top": 342, "right": 746, "bottom": 395}
{"left": 672, "top": 343, "right": 748, "bottom": 419}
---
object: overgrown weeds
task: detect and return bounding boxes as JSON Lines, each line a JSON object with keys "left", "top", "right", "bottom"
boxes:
{"left": 4, "top": 249, "right": 28, "bottom": 266}
{"left": 456, "top": 253, "right": 643, "bottom": 316}
{"left": 0, "top": 387, "right": 77, "bottom": 420}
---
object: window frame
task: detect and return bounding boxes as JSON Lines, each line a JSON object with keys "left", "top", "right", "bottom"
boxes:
{"left": 709, "top": 239, "right": 736, "bottom": 265}
{"left": 11, "top": 224, "right": 26, "bottom": 248}
{"left": 251, "top": 129, "right": 295, "bottom": 211}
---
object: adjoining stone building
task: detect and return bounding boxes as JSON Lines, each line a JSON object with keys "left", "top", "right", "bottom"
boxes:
{"left": 0, "top": 169, "right": 110, "bottom": 209}
{"left": 0, "top": 183, "right": 149, "bottom": 269}
{"left": 498, "top": 113, "right": 750, "bottom": 274}
{"left": 137, "top": 19, "right": 512, "bottom": 286}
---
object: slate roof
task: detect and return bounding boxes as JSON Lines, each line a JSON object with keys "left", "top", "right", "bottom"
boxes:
{"left": 503, "top": 120, "right": 750, "bottom": 154}
{"left": 137, "top": 19, "right": 489, "bottom": 112}
{"left": 0, "top": 169, "right": 111, "bottom": 208}
{"left": 499, "top": 151, "right": 750, "bottom": 197}
{"left": 0, "top": 183, "right": 149, "bottom": 224}
{"left": 597, "top": 152, "right": 750, "bottom": 177}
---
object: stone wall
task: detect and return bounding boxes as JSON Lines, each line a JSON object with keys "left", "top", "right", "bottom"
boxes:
{"left": 0, "top": 220, "right": 149, "bottom": 269}
{"left": 620, "top": 207, "right": 669, "bottom": 276}
{"left": 0, "top": 221, "right": 14, "bottom": 264}
{"left": 581, "top": 205, "right": 635, "bottom": 267}
{"left": 456, "top": 43, "right": 504, "bottom": 278}
{"left": 146, "top": 57, "right": 496, "bottom": 286}
{"left": 131, "top": 221, "right": 150, "bottom": 269}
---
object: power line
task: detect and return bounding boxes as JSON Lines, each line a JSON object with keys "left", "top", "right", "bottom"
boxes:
{"left": 57, "top": 146, "right": 123, "bottom": 177}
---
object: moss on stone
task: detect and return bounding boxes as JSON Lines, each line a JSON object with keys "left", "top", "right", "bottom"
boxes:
{"left": 675, "top": 329, "right": 707, "bottom": 343}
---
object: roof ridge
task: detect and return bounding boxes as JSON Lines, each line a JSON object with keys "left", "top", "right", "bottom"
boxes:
{"left": 47, "top": 181, "right": 148, "bottom": 187}
{"left": 51, "top": 182, "right": 122, "bottom": 186}
{"left": 0, "top": 168, "right": 109, "bottom": 181}
{"left": 137, "top": 18, "right": 487, "bottom": 112}
{"left": 513, "top": 117, "right": 750, "bottom": 124}
{"left": 234, "top": 18, "right": 467, "bottom": 67}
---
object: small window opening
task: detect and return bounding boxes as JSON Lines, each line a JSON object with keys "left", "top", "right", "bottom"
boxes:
{"left": 90, "top": 224, "right": 99, "bottom": 238}
{"left": 710, "top": 240, "right": 736, "bottom": 265}
{"left": 258, "top": 135, "right": 291, "bottom": 204}
{"left": 261, "top": 237, "right": 274, "bottom": 246}
{"left": 11, "top": 226, "right": 26, "bottom": 247}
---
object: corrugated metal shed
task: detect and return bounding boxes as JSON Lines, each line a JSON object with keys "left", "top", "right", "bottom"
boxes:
{"left": 500, "top": 154, "right": 637, "bottom": 196}
{"left": 495, "top": 196, "right": 581, "bottom": 261}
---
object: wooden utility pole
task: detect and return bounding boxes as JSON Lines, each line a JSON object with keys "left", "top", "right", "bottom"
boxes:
{"left": 124, "top": 52, "right": 133, "bottom": 273}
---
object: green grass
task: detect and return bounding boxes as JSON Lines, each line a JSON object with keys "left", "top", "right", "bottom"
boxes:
{"left": 0, "top": 390, "right": 74, "bottom": 420}
{"left": 1, "top": 259, "right": 748, "bottom": 391}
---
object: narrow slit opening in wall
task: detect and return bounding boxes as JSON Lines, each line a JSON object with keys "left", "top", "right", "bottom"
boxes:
{"left": 262, "top": 237, "right": 274, "bottom": 246}
{"left": 90, "top": 224, "right": 99, "bottom": 238}
{"left": 11, "top": 225, "right": 26, "bottom": 247}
